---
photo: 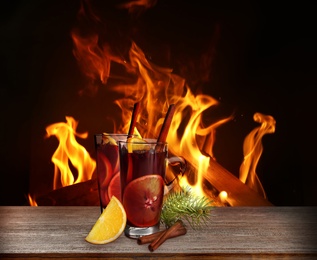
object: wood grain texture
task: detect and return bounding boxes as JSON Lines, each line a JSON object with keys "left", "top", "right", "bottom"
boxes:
{"left": 0, "top": 207, "right": 316, "bottom": 259}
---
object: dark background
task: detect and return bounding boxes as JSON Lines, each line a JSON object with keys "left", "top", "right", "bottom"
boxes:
{"left": 1, "top": 0, "right": 316, "bottom": 206}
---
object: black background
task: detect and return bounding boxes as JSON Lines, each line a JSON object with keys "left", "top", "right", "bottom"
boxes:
{"left": 1, "top": 0, "right": 316, "bottom": 206}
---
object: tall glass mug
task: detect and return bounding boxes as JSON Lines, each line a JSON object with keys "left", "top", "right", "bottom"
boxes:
{"left": 118, "top": 139, "right": 186, "bottom": 238}
{"left": 94, "top": 133, "right": 136, "bottom": 213}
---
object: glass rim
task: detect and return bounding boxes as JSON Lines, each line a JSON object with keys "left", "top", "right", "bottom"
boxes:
{"left": 102, "top": 133, "right": 131, "bottom": 136}
{"left": 94, "top": 133, "right": 137, "bottom": 136}
{"left": 118, "top": 138, "right": 167, "bottom": 145}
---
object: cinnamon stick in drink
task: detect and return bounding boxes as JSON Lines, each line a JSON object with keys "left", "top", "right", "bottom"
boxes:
{"left": 128, "top": 102, "right": 140, "bottom": 137}
{"left": 157, "top": 104, "right": 175, "bottom": 143}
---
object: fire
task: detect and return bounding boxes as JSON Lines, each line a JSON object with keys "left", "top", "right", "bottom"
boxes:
{"left": 72, "top": 30, "right": 235, "bottom": 197}
{"left": 218, "top": 191, "right": 228, "bottom": 204}
{"left": 45, "top": 116, "right": 96, "bottom": 190}
{"left": 30, "top": 1, "right": 275, "bottom": 206}
{"left": 179, "top": 155, "right": 210, "bottom": 198}
{"left": 28, "top": 194, "right": 38, "bottom": 206}
{"left": 239, "top": 113, "right": 276, "bottom": 198}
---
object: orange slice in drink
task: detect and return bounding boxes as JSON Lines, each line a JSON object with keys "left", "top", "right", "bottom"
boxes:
{"left": 108, "top": 172, "right": 121, "bottom": 203}
{"left": 102, "top": 133, "right": 117, "bottom": 145}
{"left": 127, "top": 137, "right": 148, "bottom": 153}
{"left": 122, "top": 175, "right": 164, "bottom": 227}
{"left": 97, "top": 154, "right": 112, "bottom": 189}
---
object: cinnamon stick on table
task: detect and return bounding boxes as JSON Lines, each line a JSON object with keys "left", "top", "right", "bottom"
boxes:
{"left": 148, "top": 220, "right": 187, "bottom": 252}
{"left": 137, "top": 225, "right": 187, "bottom": 245}
{"left": 137, "top": 230, "right": 165, "bottom": 245}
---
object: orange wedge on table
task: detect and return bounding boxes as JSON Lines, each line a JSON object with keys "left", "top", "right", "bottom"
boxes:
{"left": 85, "top": 196, "right": 126, "bottom": 244}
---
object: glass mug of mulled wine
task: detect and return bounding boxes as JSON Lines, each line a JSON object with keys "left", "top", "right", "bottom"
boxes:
{"left": 94, "top": 133, "right": 137, "bottom": 213}
{"left": 118, "top": 138, "right": 187, "bottom": 238}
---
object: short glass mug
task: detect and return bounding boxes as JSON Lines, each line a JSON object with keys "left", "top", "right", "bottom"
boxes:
{"left": 94, "top": 133, "right": 136, "bottom": 213}
{"left": 118, "top": 139, "right": 186, "bottom": 238}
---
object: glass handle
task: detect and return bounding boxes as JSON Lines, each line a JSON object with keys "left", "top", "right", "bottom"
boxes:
{"left": 165, "top": 156, "right": 187, "bottom": 186}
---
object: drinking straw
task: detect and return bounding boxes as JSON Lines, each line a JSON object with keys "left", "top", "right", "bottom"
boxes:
{"left": 157, "top": 104, "right": 175, "bottom": 143}
{"left": 128, "top": 102, "right": 141, "bottom": 137}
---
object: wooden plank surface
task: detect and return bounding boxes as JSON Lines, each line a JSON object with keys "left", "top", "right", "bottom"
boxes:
{"left": 0, "top": 206, "right": 317, "bottom": 259}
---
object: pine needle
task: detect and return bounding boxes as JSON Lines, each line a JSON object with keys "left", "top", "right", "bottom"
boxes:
{"left": 160, "top": 186, "right": 214, "bottom": 229}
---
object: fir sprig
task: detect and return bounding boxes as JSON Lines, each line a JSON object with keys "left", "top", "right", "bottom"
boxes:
{"left": 160, "top": 186, "right": 214, "bottom": 229}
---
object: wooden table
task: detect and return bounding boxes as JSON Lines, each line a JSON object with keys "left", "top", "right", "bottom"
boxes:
{"left": 0, "top": 206, "right": 316, "bottom": 259}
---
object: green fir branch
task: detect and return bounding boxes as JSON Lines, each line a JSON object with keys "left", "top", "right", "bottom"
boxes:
{"left": 160, "top": 186, "right": 214, "bottom": 229}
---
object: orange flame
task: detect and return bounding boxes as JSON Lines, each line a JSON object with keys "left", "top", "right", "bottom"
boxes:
{"left": 239, "top": 113, "right": 276, "bottom": 198}
{"left": 32, "top": 1, "right": 275, "bottom": 206}
{"left": 28, "top": 194, "right": 38, "bottom": 206}
{"left": 69, "top": 2, "right": 276, "bottom": 201}
{"left": 72, "top": 28, "right": 233, "bottom": 197}
{"left": 45, "top": 116, "right": 96, "bottom": 190}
